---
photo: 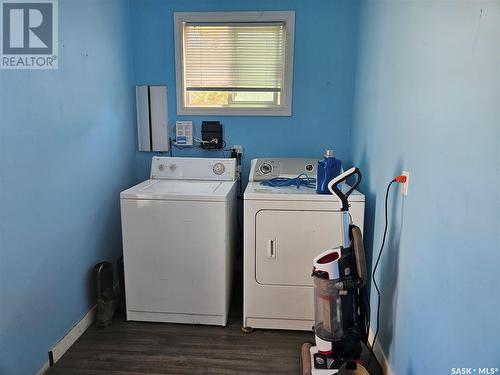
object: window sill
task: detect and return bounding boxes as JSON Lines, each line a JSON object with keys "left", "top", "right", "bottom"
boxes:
{"left": 176, "top": 106, "right": 292, "bottom": 117}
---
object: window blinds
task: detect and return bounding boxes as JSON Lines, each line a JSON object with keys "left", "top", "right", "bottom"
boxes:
{"left": 183, "top": 22, "right": 286, "bottom": 93}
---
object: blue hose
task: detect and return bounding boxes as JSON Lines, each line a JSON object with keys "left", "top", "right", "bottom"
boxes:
{"left": 260, "top": 174, "right": 316, "bottom": 189}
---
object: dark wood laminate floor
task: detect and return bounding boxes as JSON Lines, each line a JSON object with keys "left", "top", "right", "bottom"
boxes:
{"left": 47, "top": 295, "right": 382, "bottom": 375}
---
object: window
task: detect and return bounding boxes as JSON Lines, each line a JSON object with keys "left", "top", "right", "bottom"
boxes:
{"left": 174, "top": 12, "right": 295, "bottom": 116}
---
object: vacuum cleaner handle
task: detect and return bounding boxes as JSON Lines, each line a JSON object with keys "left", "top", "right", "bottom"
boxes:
{"left": 328, "top": 167, "right": 362, "bottom": 211}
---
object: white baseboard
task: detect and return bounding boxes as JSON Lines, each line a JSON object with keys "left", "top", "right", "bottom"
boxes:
{"left": 48, "top": 305, "right": 96, "bottom": 366}
{"left": 368, "top": 328, "right": 393, "bottom": 375}
{"left": 35, "top": 359, "right": 50, "bottom": 375}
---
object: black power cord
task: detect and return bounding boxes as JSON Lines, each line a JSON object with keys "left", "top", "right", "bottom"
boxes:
{"left": 362, "top": 340, "right": 383, "bottom": 374}
{"left": 368, "top": 178, "right": 396, "bottom": 368}
{"left": 361, "top": 285, "right": 383, "bottom": 373}
{"left": 169, "top": 137, "right": 231, "bottom": 158}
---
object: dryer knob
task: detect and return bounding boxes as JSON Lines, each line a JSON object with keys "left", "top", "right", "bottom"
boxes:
{"left": 259, "top": 163, "right": 272, "bottom": 175}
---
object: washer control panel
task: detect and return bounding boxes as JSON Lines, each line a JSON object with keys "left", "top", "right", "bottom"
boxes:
{"left": 249, "top": 158, "right": 318, "bottom": 181}
{"left": 151, "top": 157, "right": 236, "bottom": 181}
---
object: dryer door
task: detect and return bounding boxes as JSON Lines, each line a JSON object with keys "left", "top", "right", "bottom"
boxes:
{"left": 255, "top": 210, "right": 343, "bottom": 286}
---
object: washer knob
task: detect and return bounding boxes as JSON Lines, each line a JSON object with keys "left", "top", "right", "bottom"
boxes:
{"left": 158, "top": 164, "right": 165, "bottom": 171}
{"left": 213, "top": 162, "right": 225, "bottom": 175}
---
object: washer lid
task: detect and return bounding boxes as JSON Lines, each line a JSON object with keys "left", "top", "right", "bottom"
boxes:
{"left": 120, "top": 179, "right": 235, "bottom": 201}
{"left": 244, "top": 181, "right": 364, "bottom": 202}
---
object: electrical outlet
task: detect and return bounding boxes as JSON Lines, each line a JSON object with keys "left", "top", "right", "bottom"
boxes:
{"left": 232, "top": 145, "right": 243, "bottom": 156}
{"left": 401, "top": 170, "right": 410, "bottom": 195}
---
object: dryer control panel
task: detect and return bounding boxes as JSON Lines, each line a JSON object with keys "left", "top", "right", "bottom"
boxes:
{"left": 151, "top": 157, "right": 236, "bottom": 181}
{"left": 249, "top": 158, "right": 318, "bottom": 181}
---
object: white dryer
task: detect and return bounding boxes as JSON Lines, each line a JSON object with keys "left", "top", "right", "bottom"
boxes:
{"left": 243, "top": 158, "right": 365, "bottom": 331}
{"left": 120, "top": 157, "right": 237, "bottom": 326}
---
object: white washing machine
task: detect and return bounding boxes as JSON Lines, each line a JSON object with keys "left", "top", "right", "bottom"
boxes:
{"left": 120, "top": 157, "right": 237, "bottom": 326}
{"left": 243, "top": 158, "right": 365, "bottom": 331}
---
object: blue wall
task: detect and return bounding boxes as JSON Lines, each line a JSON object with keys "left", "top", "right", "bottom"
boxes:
{"left": 130, "top": 0, "right": 360, "bottom": 181}
{"left": 351, "top": 1, "right": 500, "bottom": 373}
{"left": 0, "top": 1, "right": 135, "bottom": 374}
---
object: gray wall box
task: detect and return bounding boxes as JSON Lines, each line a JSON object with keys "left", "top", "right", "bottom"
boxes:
{"left": 136, "top": 85, "right": 169, "bottom": 152}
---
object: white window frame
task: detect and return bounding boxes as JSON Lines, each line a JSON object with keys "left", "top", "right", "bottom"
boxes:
{"left": 174, "top": 11, "right": 295, "bottom": 116}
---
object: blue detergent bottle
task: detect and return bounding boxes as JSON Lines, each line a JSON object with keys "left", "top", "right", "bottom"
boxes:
{"left": 316, "top": 150, "right": 342, "bottom": 194}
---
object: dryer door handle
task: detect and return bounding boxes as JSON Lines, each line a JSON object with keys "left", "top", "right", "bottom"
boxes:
{"left": 267, "top": 239, "right": 276, "bottom": 259}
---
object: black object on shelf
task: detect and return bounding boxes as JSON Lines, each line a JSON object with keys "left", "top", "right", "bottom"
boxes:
{"left": 201, "top": 121, "right": 223, "bottom": 149}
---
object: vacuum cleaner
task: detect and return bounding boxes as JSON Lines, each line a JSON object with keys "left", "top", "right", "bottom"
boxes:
{"left": 303, "top": 167, "right": 370, "bottom": 374}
